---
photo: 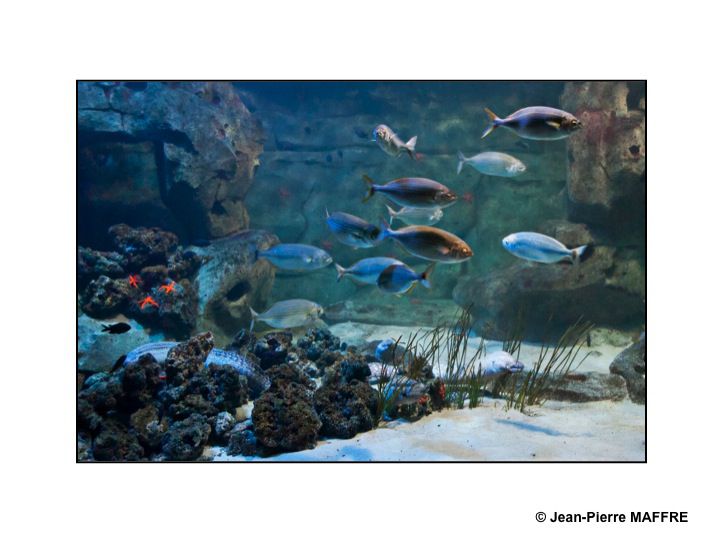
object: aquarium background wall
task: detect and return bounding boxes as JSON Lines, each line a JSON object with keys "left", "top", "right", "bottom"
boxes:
{"left": 78, "top": 81, "right": 645, "bottom": 347}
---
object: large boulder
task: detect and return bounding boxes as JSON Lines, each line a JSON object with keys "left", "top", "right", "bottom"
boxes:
{"left": 610, "top": 333, "right": 646, "bottom": 404}
{"left": 560, "top": 81, "right": 646, "bottom": 241}
{"left": 193, "top": 230, "right": 278, "bottom": 346}
{"left": 77, "top": 314, "right": 154, "bottom": 373}
{"left": 78, "top": 82, "right": 263, "bottom": 247}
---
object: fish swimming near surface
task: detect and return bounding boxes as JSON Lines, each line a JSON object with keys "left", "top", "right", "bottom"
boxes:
{"left": 325, "top": 210, "right": 381, "bottom": 248}
{"left": 386, "top": 205, "right": 443, "bottom": 226}
{"left": 334, "top": 256, "right": 402, "bottom": 285}
{"left": 379, "top": 222, "right": 473, "bottom": 263}
{"left": 101, "top": 322, "right": 131, "bottom": 334}
{"left": 249, "top": 299, "right": 324, "bottom": 331}
{"left": 122, "top": 341, "right": 271, "bottom": 393}
{"left": 377, "top": 262, "right": 435, "bottom": 295}
{"left": 256, "top": 243, "right": 332, "bottom": 271}
{"left": 481, "top": 106, "right": 582, "bottom": 140}
{"left": 372, "top": 124, "right": 418, "bottom": 160}
{"left": 481, "top": 351, "right": 525, "bottom": 378}
{"left": 457, "top": 151, "right": 526, "bottom": 177}
{"left": 502, "top": 232, "right": 588, "bottom": 265}
{"left": 362, "top": 175, "right": 457, "bottom": 209}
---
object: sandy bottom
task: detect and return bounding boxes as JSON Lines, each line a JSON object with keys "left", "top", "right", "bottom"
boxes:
{"left": 210, "top": 322, "right": 645, "bottom": 462}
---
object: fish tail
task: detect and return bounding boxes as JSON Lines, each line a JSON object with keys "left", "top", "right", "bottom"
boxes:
{"left": 385, "top": 205, "right": 397, "bottom": 225}
{"left": 456, "top": 151, "right": 466, "bottom": 175}
{"left": 481, "top": 107, "right": 500, "bottom": 139}
{"left": 378, "top": 218, "right": 394, "bottom": 242}
{"left": 101, "top": 324, "right": 110, "bottom": 333}
{"left": 405, "top": 135, "right": 418, "bottom": 159}
{"left": 571, "top": 245, "right": 588, "bottom": 265}
{"left": 362, "top": 175, "right": 376, "bottom": 203}
{"left": 335, "top": 263, "right": 347, "bottom": 282}
{"left": 249, "top": 306, "right": 259, "bottom": 333}
{"left": 420, "top": 262, "right": 436, "bottom": 289}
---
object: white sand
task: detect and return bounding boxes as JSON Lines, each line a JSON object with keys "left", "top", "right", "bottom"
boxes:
{"left": 210, "top": 322, "right": 644, "bottom": 462}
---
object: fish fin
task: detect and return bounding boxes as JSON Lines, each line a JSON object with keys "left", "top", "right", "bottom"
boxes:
{"left": 249, "top": 306, "right": 259, "bottom": 333}
{"left": 546, "top": 120, "right": 561, "bottom": 129}
{"left": 385, "top": 205, "right": 397, "bottom": 225}
{"left": 405, "top": 135, "right": 418, "bottom": 159}
{"left": 378, "top": 218, "right": 394, "bottom": 242}
{"left": 420, "top": 262, "right": 436, "bottom": 289}
{"left": 362, "top": 175, "right": 376, "bottom": 203}
{"left": 457, "top": 151, "right": 466, "bottom": 175}
{"left": 325, "top": 207, "right": 330, "bottom": 219}
{"left": 405, "top": 281, "right": 418, "bottom": 295}
{"left": 481, "top": 108, "right": 499, "bottom": 139}
{"left": 335, "top": 263, "right": 346, "bottom": 282}
{"left": 110, "top": 355, "right": 126, "bottom": 372}
{"left": 571, "top": 245, "right": 588, "bottom": 265}
{"left": 101, "top": 324, "right": 111, "bottom": 333}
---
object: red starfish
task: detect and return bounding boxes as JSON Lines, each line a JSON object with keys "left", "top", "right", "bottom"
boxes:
{"left": 418, "top": 395, "right": 429, "bottom": 406}
{"left": 160, "top": 281, "right": 176, "bottom": 294}
{"left": 128, "top": 274, "right": 141, "bottom": 288}
{"left": 139, "top": 296, "right": 159, "bottom": 309}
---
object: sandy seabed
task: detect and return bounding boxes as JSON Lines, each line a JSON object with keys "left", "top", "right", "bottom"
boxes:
{"left": 211, "top": 322, "right": 645, "bottom": 462}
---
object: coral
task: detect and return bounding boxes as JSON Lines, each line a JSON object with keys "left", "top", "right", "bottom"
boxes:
{"left": 161, "top": 413, "right": 212, "bottom": 461}
{"left": 314, "top": 380, "right": 378, "bottom": 439}
{"left": 610, "top": 333, "right": 646, "bottom": 404}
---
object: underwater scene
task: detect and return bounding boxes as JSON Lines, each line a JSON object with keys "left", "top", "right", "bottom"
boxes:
{"left": 76, "top": 81, "right": 646, "bottom": 462}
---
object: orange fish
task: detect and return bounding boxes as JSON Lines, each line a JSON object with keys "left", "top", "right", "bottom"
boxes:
{"left": 139, "top": 296, "right": 159, "bottom": 309}
{"left": 160, "top": 281, "right": 176, "bottom": 294}
{"left": 128, "top": 274, "right": 141, "bottom": 288}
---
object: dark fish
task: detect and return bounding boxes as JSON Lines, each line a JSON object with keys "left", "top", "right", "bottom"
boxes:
{"left": 377, "top": 262, "right": 435, "bottom": 295}
{"left": 482, "top": 106, "right": 582, "bottom": 140}
{"left": 101, "top": 322, "right": 131, "bottom": 334}
{"left": 379, "top": 223, "right": 473, "bottom": 263}
{"left": 325, "top": 210, "right": 381, "bottom": 248}
{"left": 362, "top": 175, "right": 457, "bottom": 209}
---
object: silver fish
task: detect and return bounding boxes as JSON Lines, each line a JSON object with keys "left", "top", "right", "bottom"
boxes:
{"left": 380, "top": 223, "right": 473, "bottom": 263}
{"left": 334, "top": 256, "right": 402, "bottom": 285}
{"left": 377, "top": 262, "right": 434, "bottom": 295}
{"left": 482, "top": 351, "right": 524, "bottom": 378}
{"left": 383, "top": 378, "right": 427, "bottom": 406}
{"left": 123, "top": 342, "right": 271, "bottom": 392}
{"left": 363, "top": 175, "right": 457, "bottom": 209}
{"left": 386, "top": 205, "right": 443, "bottom": 226}
{"left": 325, "top": 210, "right": 381, "bottom": 248}
{"left": 502, "top": 232, "right": 587, "bottom": 265}
{"left": 457, "top": 151, "right": 526, "bottom": 177}
{"left": 256, "top": 243, "right": 332, "bottom": 271}
{"left": 482, "top": 106, "right": 582, "bottom": 140}
{"left": 367, "top": 361, "right": 398, "bottom": 384}
{"left": 372, "top": 124, "right": 417, "bottom": 159}
{"left": 249, "top": 299, "right": 324, "bottom": 330}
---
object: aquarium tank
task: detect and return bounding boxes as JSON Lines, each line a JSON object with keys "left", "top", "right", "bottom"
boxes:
{"left": 76, "top": 81, "right": 646, "bottom": 462}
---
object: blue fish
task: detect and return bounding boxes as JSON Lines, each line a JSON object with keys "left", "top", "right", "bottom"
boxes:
{"left": 335, "top": 256, "right": 402, "bottom": 285}
{"left": 325, "top": 210, "right": 381, "bottom": 248}
{"left": 377, "top": 262, "right": 435, "bottom": 295}
{"left": 502, "top": 232, "right": 587, "bottom": 265}
{"left": 482, "top": 106, "right": 582, "bottom": 141}
{"left": 256, "top": 243, "right": 332, "bottom": 271}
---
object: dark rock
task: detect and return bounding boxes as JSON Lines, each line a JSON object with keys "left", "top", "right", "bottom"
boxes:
{"left": 213, "top": 411, "right": 237, "bottom": 443}
{"left": 610, "top": 333, "right": 646, "bottom": 404}
{"left": 127, "top": 278, "right": 198, "bottom": 339}
{"left": 78, "top": 247, "right": 126, "bottom": 287}
{"left": 120, "top": 354, "right": 164, "bottom": 410}
{"left": 108, "top": 224, "right": 179, "bottom": 271}
{"left": 77, "top": 432, "right": 93, "bottom": 461}
{"left": 93, "top": 419, "right": 144, "bottom": 461}
{"left": 167, "top": 250, "right": 202, "bottom": 281}
{"left": 130, "top": 404, "right": 168, "bottom": 450}
{"left": 253, "top": 332, "right": 292, "bottom": 369}
{"left": 314, "top": 381, "right": 378, "bottom": 439}
{"left": 265, "top": 363, "right": 316, "bottom": 392}
{"left": 77, "top": 398, "right": 103, "bottom": 432}
{"left": 78, "top": 82, "right": 263, "bottom": 245}
{"left": 164, "top": 332, "right": 214, "bottom": 385}
{"left": 81, "top": 275, "right": 131, "bottom": 318}
{"left": 78, "top": 373, "right": 123, "bottom": 415}
{"left": 226, "top": 422, "right": 258, "bottom": 456}
{"left": 161, "top": 413, "right": 212, "bottom": 461}
{"left": 541, "top": 372, "right": 628, "bottom": 402}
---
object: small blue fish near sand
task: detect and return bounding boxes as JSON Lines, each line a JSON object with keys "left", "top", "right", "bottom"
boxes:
{"left": 256, "top": 243, "right": 332, "bottom": 271}
{"left": 372, "top": 124, "right": 418, "bottom": 160}
{"left": 325, "top": 210, "right": 381, "bottom": 248}
{"left": 335, "top": 256, "right": 402, "bottom": 285}
{"left": 377, "top": 262, "right": 435, "bottom": 295}
{"left": 482, "top": 106, "right": 582, "bottom": 140}
{"left": 502, "top": 232, "right": 587, "bottom": 265}
{"left": 386, "top": 205, "right": 443, "bottom": 226}
{"left": 363, "top": 175, "right": 457, "bottom": 209}
{"left": 482, "top": 351, "right": 524, "bottom": 378}
{"left": 249, "top": 299, "right": 324, "bottom": 331}
{"left": 379, "top": 222, "right": 473, "bottom": 263}
{"left": 457, "top": 151, "right": 526, "bottom": 177}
